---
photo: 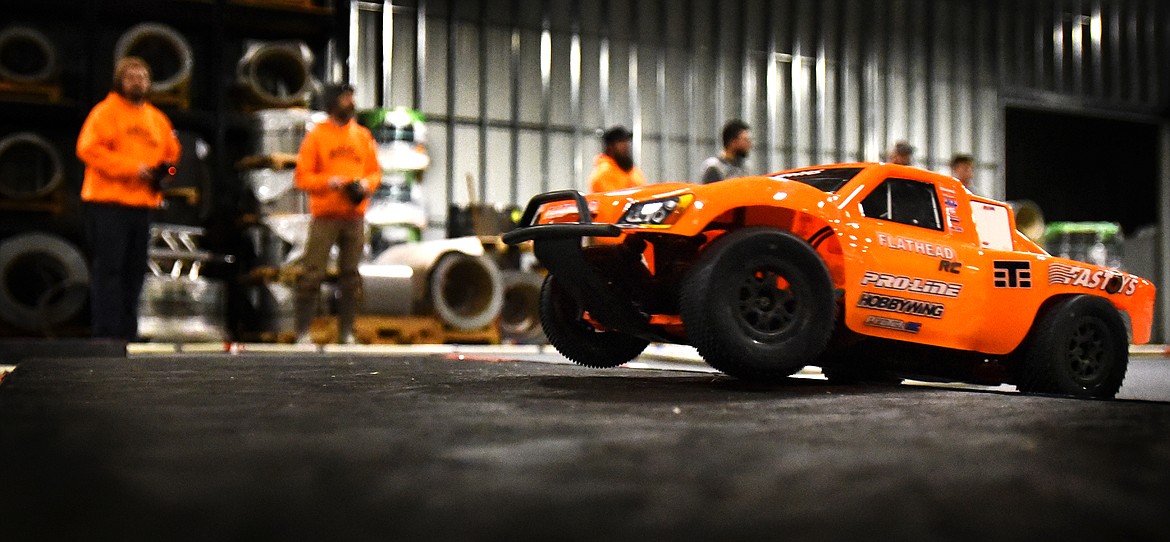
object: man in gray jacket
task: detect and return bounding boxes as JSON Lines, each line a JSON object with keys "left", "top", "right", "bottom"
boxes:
{"left": 698, "top": 119, "right": 752, "bottom": 184}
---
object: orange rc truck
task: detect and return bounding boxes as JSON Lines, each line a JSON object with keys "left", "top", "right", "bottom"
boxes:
{"left": 502, "top": 163, "right": 1156, "bottom": 399}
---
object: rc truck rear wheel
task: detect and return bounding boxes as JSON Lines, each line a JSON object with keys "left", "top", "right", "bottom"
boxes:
{"left": 539, "top": 274, "right": 649, "bottom": 368}
{"left": 1017, "top": 295, "right": 1128, "bottom": 399}
{"left": 680, "top": 228, "right": 836, "bottom": 380}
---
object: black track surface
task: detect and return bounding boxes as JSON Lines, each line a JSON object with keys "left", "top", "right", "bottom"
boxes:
{"left": 2, "top": 354, "right": 1169, "bottom": 541}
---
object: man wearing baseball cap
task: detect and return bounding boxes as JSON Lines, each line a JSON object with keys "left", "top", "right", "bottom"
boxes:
{"left": 589, "top": 125, "right": 647, "bottom": 193}
{"left": 293, "top": 83, "right": 381, "bottom": 344}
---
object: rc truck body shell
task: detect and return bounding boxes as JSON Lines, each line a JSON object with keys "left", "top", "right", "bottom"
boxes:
{"left": 503, "top": 163, "right": 1155, "bottom": 388}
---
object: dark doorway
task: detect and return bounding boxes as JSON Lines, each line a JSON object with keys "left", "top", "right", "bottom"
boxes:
{"left": 1005, "top": 108, "right": 1158, "bottom": 235}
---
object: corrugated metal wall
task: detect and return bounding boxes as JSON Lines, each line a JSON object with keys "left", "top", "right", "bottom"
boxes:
{"left": 348, "top": 0, "right": 1168, "bottom": 226}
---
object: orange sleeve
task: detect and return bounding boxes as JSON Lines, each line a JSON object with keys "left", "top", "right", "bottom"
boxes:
{"left": 76, "top": 102, "right": 142, "bottom": 180}
{"left": 294, "top": 129, "right": 332, "bottom": 195}
{"left": 589, "top": 162, "right": 613, "bottom": 193}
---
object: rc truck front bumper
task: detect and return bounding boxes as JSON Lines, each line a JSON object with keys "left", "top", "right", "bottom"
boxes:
{"left": 502, "top": 190, "right": 672, "bottom": 342}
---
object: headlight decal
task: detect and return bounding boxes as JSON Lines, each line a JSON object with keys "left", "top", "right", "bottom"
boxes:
{"left": 619, "top": 194, "right": 692, "bottom": 226}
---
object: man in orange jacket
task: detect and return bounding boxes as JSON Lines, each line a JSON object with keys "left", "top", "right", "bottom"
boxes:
{"left": 294, "top": 83, "right": 381, "bottom": 344}
{"left": 589, "top": 126, "right": 647, "bottom": 193}
{"left": 77, "top": 56, "right": 181, "bottom": 340}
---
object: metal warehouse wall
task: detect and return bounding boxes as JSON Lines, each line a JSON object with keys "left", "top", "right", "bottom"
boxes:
{"left": 345, "top": 0, "right": 1167, "bottom": 224}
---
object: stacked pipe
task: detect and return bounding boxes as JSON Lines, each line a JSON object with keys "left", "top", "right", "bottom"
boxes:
{"left": 237, "top": 41, "right": 316, "bottom": 110}
{"left": 0, "top": 232, "right": 89, "bottom": 336}
{"left": 114, "top": 23, "right": 193, "bottom": 108}
{"left": 361, "top": 237, "right": 504, "bottom": 332}
{"left": 237, "top": 107, "right": 322, "bottom": 340}
{"left": 0, "top": 25, "right": 57, "bottom": 85}
{"left": 0, "top": 132, "right": 63, "bottom": 201}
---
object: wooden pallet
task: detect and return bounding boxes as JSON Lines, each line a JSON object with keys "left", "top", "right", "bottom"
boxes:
{"left": 236, "top": 152, "right": 299, "bottom": 171}
{"left": 246, "top": 265, "right": 304, "bottom": 285}
{"left": 0, "top": 81, "right": 62, "bottom": 104}
{"left": 150, "top": 88, "right": 190, "bottom": 110}
{"left": 0, "top": 189, "right": 67, "bottom": 215}
{"left": 308, "top": 315, "right": 499, "bottom": 345}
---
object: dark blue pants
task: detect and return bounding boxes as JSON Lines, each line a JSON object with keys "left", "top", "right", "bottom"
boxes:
{"left": 86, "top": 203, "right": 151, "bottom": 340}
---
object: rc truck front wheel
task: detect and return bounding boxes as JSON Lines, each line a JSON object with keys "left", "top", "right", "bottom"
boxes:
{"left": 539, "top": 274, "right": 649, "bottom": 368}
{"left": 680, "top": 228, "right": 836, "bottom": 380}
{"left": 1017, "top": 295, "right": 1128, "bottom": 399}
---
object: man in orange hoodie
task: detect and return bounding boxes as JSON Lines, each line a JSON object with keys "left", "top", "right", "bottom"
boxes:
{"left": 77, "top": 56, "right": 181, "bottom": 341}
{"left": 589, "top": 126, "right": 646, "bottom": 193}
{"left": 294, "top": 83, "right": 381, "bottom": 344}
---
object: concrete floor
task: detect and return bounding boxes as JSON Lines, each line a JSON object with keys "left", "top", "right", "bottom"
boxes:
{"left": 1, "top": 350, "right": 1169, "bottom": 541}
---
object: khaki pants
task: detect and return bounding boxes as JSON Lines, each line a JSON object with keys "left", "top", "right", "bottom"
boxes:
{"left": 296, "top": 217, "right": 365, "bottom": 336}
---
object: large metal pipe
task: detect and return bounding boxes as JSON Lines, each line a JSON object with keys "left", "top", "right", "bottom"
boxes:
{"left": 363, "top": 237, "right": 503, "bottom": 330}
{"left": 499, "top": 270, "right": 545, "bottom": 344}
{"left": 0, "top": 132, "right": 64, "bottom": 199}
{"left": 0, "top": 232, "right": 89, "bottom": 332}
{"left": 0, "top": 25, "right": 56, "bottom": 84}
{"left": 114, "top": 22, "right": 193, "bottom": 93}
{"left": 237, "top": 41, "right": 315, "bottom": 108}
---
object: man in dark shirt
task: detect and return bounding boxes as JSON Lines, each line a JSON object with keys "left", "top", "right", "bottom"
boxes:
{"left": 698, "top": 119, "right": 751, "bottom": 184}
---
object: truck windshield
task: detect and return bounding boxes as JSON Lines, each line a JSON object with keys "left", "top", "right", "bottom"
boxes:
{"left": 769, "top": 167, "right": 863, "bottom": 193}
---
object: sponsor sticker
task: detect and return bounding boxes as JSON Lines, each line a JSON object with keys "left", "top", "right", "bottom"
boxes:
{"left": 860, "top": 271, "right": 962, "bottom": 298}
{"left": 877, "top": 232, "right": 957, "bottom": 259}
{"left": 939, "top": 260, "right": 963, "bottom": 274}
{"left": 993, "top": 261, "right": 1032, "bottom": 288}
{"left": 1049, "top": 262, "right": 1137, "bottom": 296}
{"left": 857, "top": 292, "right": 945, "bottom": 319}
{"left": 863, "top": 315, "right": 922, "bottom": 334}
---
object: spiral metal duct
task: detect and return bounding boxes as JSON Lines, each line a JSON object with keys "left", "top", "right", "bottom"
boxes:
{"left": 364, "top": 237, "right": 504, "bottom": 330}
{"left": 114, "top": 22, "right": 193, "bottom": 93}
{"left": 0, "top": 132, "right": 63, "bottom": 199}
{"left": 499, "top": 270, "right": 546, "bottom": 344}
{"left": 0, "top": 25, "right": 57, "bottom": 83}
{"left": 237, "top": 41, "right": 315, "bottom": 108}
{"left": 0, "top": 232, "right": 89, "bottom": 331}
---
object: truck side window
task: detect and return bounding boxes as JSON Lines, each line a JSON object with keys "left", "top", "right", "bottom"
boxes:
{"left": 860, "top": 178, "right": 943, "bottom": 231}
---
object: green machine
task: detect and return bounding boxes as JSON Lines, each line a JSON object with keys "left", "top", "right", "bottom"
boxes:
{"left": 357, "top": 107, "right": 430, "bottom": 258}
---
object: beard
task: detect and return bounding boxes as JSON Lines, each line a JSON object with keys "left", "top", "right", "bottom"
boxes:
{"left": 612, "top": 152, "right": 634, "bottom": 172}
{"left": 733, "top": 149, "right": 749, "bottom": 160}
{"left": 119, "top": 84, "right": 147, "bottom": 104}
{"left": 332, "top": 104, "right": 356, "bottom": 123}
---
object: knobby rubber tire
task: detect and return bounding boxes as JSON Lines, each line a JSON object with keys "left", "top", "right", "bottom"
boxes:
{"left": 539, "top": 274, "right": 649, "bottom": 368}
{"left": 680, "top": 228, "right": 836, "bottom": 381}
{"left": 1017, "top": 295, "right": 1128, "bottom": 399}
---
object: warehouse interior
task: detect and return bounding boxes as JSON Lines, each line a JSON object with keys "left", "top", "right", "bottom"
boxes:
{"left": 0, "top": 0, "right": 1168, "bottom": 344}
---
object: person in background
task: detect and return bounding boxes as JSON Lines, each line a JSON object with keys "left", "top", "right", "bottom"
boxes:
{"left": 950, "top": 153, "right": 976, "bottom": 192}
{"left": 77, "top": 56, "right": 181, "bottom": 341}
{"left": 698, "top": 119, "right": 752, "bottom": 184}
{"left": 294, "top": 83, "right": 381, "bottom": 344}
{"left": 887, "top": 140, "right": 914, "bottom": 166}
{"left": 589, "top": 126, "right": 647, "bottom": 193}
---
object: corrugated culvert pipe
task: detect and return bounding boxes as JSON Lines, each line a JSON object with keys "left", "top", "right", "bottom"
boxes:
{"left": 237, "top": 41, "right": 315, "bottom": 108}
{"left": 0, "top": 132, "right": 64, "bottom": 200}
{"left": 114, "top": 22, "right": 193, "bottom": 93}
{"left": 0, "top": 232, "right": 89, "bottom": 333}
{"left": 0, "top": 25, "right": 57, "bottom": 83}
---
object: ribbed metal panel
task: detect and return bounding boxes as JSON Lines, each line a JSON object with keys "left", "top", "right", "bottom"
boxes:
{"left": 351, "top": 0, "right": 1167, "bottom": 221}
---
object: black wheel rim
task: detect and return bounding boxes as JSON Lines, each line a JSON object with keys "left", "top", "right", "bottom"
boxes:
{"left": 735, "top": 267, "right": 798, "bottom": 338}
{"left": 1064, "top": 319, "right": 1110, "bottom": 385}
